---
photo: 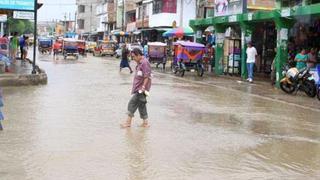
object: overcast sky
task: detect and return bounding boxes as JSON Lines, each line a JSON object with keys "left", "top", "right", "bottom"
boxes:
{"left": 38, "top": 0, "right": 76, "bottom": 22}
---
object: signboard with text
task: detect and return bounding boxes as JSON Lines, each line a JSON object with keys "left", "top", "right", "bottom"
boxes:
{"left": 214, "top": 0, "right": 245, "bottom": 17}
{"left": 0, "top": 15, "right": 7, "bottom": 22}
{"left": 0, "top": 0, "right": 35, "bottom": 11}
{"left": 13, "top": 11, "right": 34, "bottom": 20}
{"left": 247, "top": 0, "right": 276, "bottom": 10}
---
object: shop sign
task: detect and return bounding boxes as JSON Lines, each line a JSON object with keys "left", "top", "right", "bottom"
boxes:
{"left": 216, "top": 33, "right": 225, "bottom": 44}
{"left": 13, "top": 11, "right": 34, "bottom": 20}
{"left": 214, "top": 0, "right": 245, "bottom": 17}
{"left": 247, "top": 0, "right": 276, "bottom": 10}
{"left": 247, "top": 13, "right": 253, "bottom": 21}
{"left": 0, "top": 0, "right": 35, "bottom": 11}
{"left": 0, "top": 15, "right": 7, "bottom": 22}
{"left": 196, "top": 30, "right": 202, "bottom": 38}
{"left": 228, "top": 15, "right": 237, "bottom": 22}
{"left": 281, "top": 9, "right": 291, "bottom": 17}
{"left": 280, "top": 28, "right": 288, "bottom": 40}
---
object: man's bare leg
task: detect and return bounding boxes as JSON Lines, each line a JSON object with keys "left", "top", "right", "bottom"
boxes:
{"left": 139, "top": 119, "right": 149, "bottom": 128}
{"left": 120, "top": 116, "right": 133, "bottom": 128}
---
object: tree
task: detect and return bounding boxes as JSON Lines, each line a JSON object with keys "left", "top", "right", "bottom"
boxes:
{"left": 7, "top": 18, "right": 34, "bottom": 35}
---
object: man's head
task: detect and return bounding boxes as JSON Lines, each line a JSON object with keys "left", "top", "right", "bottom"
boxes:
{"left": 247, "top": 42, "right": 252, "bottom": 47}
{"left": 13, "top": 32, "right": 18, "bottom": 36}
{"left": 131, "top": 48, "right": 143, "bottom": 63}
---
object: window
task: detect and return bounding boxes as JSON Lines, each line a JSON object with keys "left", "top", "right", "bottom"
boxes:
{"left": 153, "top": 0, "right": 176, "bottom": 14}
{"left": 78, "top": 19, "right": 85, "bottom": 29}
{"left": 138, "top": 5, "right": 148, "bottom": 19}
{"left": 162, "top": 0, "right": 176, "bottom": 13}
{"left": 153, "top": 0, "right": 162, "bottom": 14}
{"left": 78, "top": 5, "right": 85, "bottom": 13}
{"left": 126, "top": 11, "right": 136, "bottom": 23}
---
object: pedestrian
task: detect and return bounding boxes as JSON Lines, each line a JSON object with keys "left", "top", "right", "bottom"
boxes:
{"left": 294, "top": 48, "right": 308, "bottom": 70}
{"left": 120, "top": 44, "right": 133, "bottom": 73}
{"left": 120, "top": 48, "right": 152, "bottom": 128}
{"left": 0, "top": 88, "right": 4, "bottom": 131}
{"left": 307, "top": 48, "right": 317, "bottom": 68}
{"left": 9, "top": 32, "right": 19, "bottom": 63}
{"left": 19, "top": 35, "right": 26, "bottom": 60}
{"left": 53, "top": 39, "right": 62, "bottom": 60}
{"left": 246, "top": 42, "right": 258, "bottom": 83}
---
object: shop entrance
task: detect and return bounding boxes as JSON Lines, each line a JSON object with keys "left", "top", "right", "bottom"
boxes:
{"left": 223, "top": 26, "right": 241, "bottom": 76}
{"left": 251, "top": 22, "right": 277, "bottom": 79}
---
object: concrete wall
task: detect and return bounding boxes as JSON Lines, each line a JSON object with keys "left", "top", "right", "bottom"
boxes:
{"left": 76, "top": 0, "right": 100, "bottom": 33}
{"left": 149, "top": 0, "right": 196, "bottom": 28}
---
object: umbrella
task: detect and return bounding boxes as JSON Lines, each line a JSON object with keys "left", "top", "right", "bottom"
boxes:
{"left": 162, "top": 27, "right": 194, "bottom": 38}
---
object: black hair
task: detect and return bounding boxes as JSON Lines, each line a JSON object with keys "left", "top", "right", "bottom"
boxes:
{"left": 131, "top": 48, "right": 143, "bottom": 56}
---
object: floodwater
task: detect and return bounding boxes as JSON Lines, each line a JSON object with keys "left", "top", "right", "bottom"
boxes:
{"left": 0, "top": 54, "right": 319, "bottom": 180}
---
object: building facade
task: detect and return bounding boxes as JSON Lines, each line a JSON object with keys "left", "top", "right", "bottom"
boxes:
{"left": 76, "top": 0, "right": 100, "bottom": 34}
{"left": 190, "top": 0, "right": 320, "bottom": 87}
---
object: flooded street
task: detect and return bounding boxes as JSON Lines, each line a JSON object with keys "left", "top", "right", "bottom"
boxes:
{"left": 0, "top": 54, "right": 319, "bottom": 180}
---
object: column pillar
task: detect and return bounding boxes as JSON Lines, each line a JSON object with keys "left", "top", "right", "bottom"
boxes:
{"left": 274, "top": 18, "right": 295, "bottom": 87}
{"left": 214, "top": 25, "right": 226, "bottom": 75}
{"left": 239, "top": 22, "right": 253, "bottom": 80}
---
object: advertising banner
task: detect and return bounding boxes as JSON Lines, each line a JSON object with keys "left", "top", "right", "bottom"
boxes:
{"left": 13, "top": 11, "right": 34, "bottom": 20}
{"left": 0, "top": 0, "right": 35, "bottom": 11}
{"left": 247, "top": 0, "right": 276, "bottom": 10}
{"left": 215, "top": 0, "right": 245, "bottom": 17}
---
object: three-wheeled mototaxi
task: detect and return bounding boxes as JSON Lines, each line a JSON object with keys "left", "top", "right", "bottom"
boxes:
{"left": 93, "top": 41, "right": 116, "bottom": 56}
{"left": 172, "top": 41, "right": 205, "bottom": 77}
{"left": 148, "top": 42, "right": 167, "bottom": 70}
{"left": 62, "top": 38, "right": 79, "bottom": 60}
{"left": 38, "top": 38, "right": 53, "bottom": 54}
{"left": 76, "top": 40, "right": 87, "bottom": 57}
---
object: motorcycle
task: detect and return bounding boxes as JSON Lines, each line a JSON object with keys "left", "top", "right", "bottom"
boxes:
{"left": 316, "top": 65, "right": 320, "bottom": 100}
{"left": 280, "top": 66, "right": 317, "bottom": 97}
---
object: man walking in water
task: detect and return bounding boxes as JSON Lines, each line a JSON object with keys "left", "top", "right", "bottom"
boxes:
{"left": 121, "top": 48, "right": 152, "bottom": 128}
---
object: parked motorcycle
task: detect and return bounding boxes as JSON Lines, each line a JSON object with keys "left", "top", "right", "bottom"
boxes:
{"left": 280, "top": 66, "right": 317, "bottom": 97}
{"left": 316, "top": 65, "right": 320, "bottom": 100}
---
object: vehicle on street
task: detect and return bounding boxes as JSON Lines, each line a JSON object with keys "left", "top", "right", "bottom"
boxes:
{"left": 127, "top": 43, "right": 143, "bottom": 52}
{"left": 280, "top": 66, "right": 317, "bottom": 97}
{"left": 172, "top": 41, "right": 205, "bottom": 77}
{"left": 93, "top": 41, "right": 116, "bottom": 57}
{"left": 316, "top": 64, "right": 320, "bottom": 100}
{"left": 85, "top": 41, "right": 97, "bottom": 52}
{"left": 62, "top": 38, "right": 79, "bottom": 60}
{"left": 38, "top": 38, "right": 53, "bottom": 54}
{"left": 148, "top": 42, "right": 167, "bottom": 70}
{"left": 76, "top": 40, "right": 87, "bottom": 57}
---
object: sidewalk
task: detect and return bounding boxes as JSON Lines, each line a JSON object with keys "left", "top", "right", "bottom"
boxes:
{"left": 0, "top": 59, "right": 47, "bottom": 86}
{"left": 154, "top": 68, "right": 320, "bottom": 111}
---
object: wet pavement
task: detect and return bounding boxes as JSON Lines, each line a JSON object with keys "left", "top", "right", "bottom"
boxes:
{"left": 0, "top": 54, "right": 319, "bottom": 180}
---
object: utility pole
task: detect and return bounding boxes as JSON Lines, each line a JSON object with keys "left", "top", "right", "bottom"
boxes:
{"left": 141, "top": 3, "right": 144, "bottom": 41}
{"left": 32, "top": 0, "right": 38, "bottom": 74}
{"left": 180, "top": 0, "right": 184, "bottom": 28}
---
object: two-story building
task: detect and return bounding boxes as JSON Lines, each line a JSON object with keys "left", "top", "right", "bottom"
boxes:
{"left": 135, "top": 0, "right": 196, "bottom": 42}
{"left": 96, "top": 1, "right": 116, "bottom": 40}
{"left": 76, "top": 0, "right": 100, "bottom": 37}
{"left": 190, "top": 0, "right": 320, "bottom": 87}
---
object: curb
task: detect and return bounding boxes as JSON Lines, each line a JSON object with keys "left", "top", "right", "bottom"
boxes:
{"left": 0, "top": 69, "right": 48, "bottom": 87}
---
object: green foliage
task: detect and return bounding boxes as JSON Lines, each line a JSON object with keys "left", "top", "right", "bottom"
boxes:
{"left": 7, "top": 17, "right": 34, "bottom": 35}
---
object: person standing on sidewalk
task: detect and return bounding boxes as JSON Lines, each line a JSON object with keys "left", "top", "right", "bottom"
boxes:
{"left": 19, "top": 35, "right": 26, "bottom": 60}
{"left": 120, "top": 44, "right": 133, "bottom": 73}
{"left": 246, "top": 42, "right": 258, "bottom": 83}
{"left": 0, "top": 88, "right": 4, "bottom": 131}
{"left": 121, "top": 48, "right": 152, "bottom": 128}
{"left": 9, "top": 32, "right": 19, "bottom": 64}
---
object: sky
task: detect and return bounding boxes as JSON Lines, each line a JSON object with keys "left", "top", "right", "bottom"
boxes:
{"left": 38, "top": 0, "right": 76, "bottom": 22}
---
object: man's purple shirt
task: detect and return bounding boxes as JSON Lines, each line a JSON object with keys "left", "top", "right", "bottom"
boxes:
{"left": 132, "top": 57, "right": 152, "bottom": 94}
